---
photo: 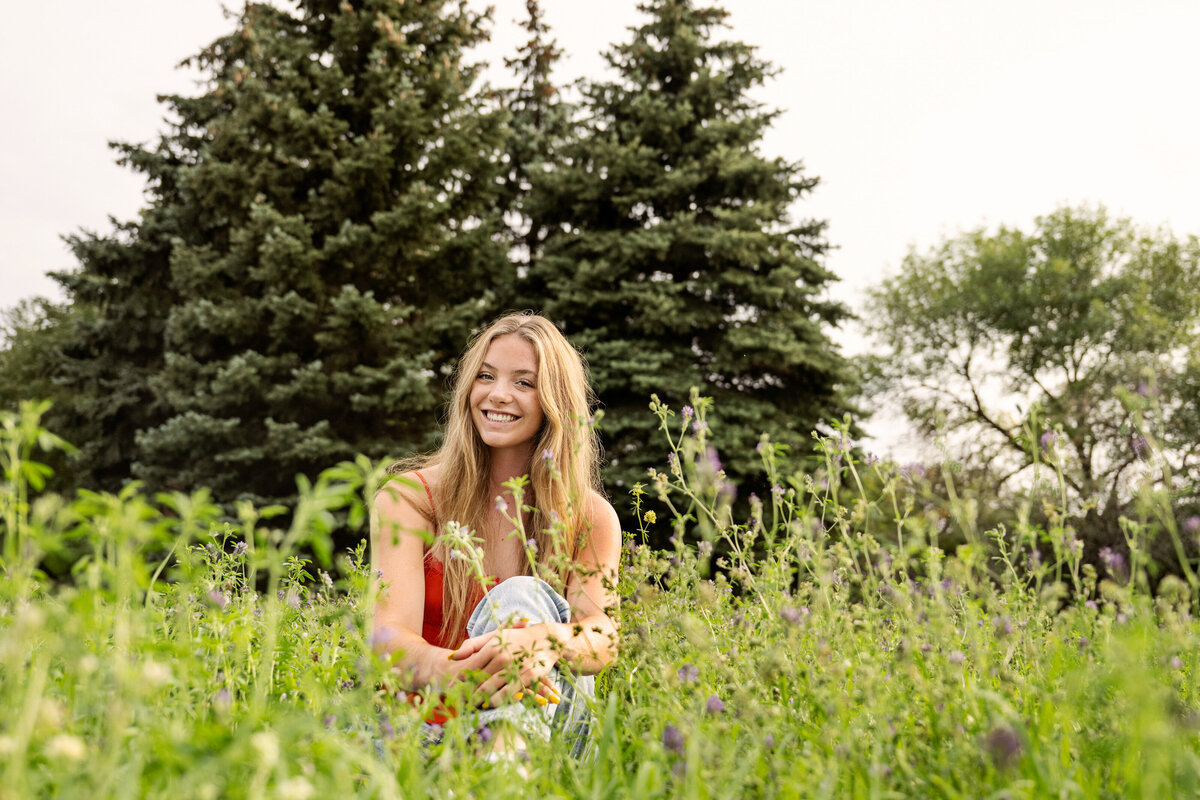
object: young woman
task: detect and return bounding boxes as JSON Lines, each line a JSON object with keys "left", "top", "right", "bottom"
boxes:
{"left": 371, "top": 312, "right": 621, "bottom": 753}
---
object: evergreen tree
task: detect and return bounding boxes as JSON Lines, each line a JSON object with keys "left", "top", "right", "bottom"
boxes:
{"left": 49, "top": 174, "right": 186, "bottom": 492}
{"left": 54, "top": 0, "right": 511, "bottom": 504}
{"left": 522, "top": 0, "right": 855, "bottom": 502}
{"left": 498, "top": 0, "right": 570, "bottom": 279}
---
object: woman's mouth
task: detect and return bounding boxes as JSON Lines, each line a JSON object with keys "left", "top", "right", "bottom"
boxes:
{"left": 483, "top": 410, "right": 518, "bottom": 423}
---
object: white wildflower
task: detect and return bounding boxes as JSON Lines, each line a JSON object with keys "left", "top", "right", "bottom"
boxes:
{"left": 141, "top": 660, "right": 173, "bottom": 687}
{"left": 45, "top": 733, "right": 87, "bottom": 761}
{"left": 37, "top": 699, "right": 65, "bottom": 731}
{"left": 251, "top": 731, "right": 280, "bottom": 767}
{"left": 277, "top": 776, "right": 314, "bottom": 800}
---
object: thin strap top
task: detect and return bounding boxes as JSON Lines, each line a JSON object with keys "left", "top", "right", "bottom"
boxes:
{"left": 412, "top": 470, "right": 450, "bottom": 647}
{"left": 413, "top": 469, "right": 435, "bottom": 513}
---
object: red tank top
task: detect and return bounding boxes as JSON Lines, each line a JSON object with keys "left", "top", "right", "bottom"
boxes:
{"left": 414, "top": 471, "right": 488, "bottom": 650}
{"left": 411, "top": 472, "right": 491, "bottom": 725}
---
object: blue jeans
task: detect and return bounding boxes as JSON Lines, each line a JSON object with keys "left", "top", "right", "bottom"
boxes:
{"left": 424, "top": 576, "right": 595, "bottom": 757}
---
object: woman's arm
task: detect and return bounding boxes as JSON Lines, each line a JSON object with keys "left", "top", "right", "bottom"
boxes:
{"left": 556, "top": 490, "right": 622, "bottom": 674}
{"left": 371, "top": 475, "right": 457, "bottom": 689}
{"left": 448, "top": 491, "right": 622, "bottom": 704}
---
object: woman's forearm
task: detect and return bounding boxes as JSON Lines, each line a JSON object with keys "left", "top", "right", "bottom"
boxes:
{"left": 373, "top": 623, "right": 453, "bottom": 690}
{"left": 547, "top": 615, "right": 619, "bottom": 675}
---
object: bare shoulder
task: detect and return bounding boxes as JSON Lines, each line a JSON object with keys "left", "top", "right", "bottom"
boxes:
{"left": 582, "top": 489, "right": 621, "bottom": 544}
{"left": 374, "top": 467, "right": 438, "bottom": 539}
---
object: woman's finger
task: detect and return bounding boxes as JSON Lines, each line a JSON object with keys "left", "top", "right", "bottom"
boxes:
{"left": 532, "top": 677, "right": 561, "bottom": 705}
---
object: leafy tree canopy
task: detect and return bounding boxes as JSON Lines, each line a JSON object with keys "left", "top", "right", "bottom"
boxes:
{"left": 864, "top": 205, "right": 1200, "bottom": 549}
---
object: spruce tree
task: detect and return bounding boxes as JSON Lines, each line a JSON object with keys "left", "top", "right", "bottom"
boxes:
{"left": 498, "top": 0, "right": 570, "bottom": 280}
{"left": 522, "top": 0, "right": 855, "bottom": 500}
{"left": 50, "top": 168, "right": 187, "bottom": 492}
{"left": 55, "top": 0, "right": 511, "bottom": 504}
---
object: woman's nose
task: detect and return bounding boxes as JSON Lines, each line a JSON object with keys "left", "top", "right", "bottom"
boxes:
{"left": 489, "top": 383, "right": 513, "bottom": 403}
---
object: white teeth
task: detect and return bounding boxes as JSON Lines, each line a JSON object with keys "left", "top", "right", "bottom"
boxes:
{"left": 486, "top": 411, "right": 517, "bottom": 422}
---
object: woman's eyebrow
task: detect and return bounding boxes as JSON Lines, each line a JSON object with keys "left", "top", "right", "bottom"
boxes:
{"left": 480, "top": 361, "right": 537, "bottom": 378}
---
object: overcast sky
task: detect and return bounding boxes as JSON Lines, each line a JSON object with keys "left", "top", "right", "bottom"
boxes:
{"left": 3, "top": 1, "right": 1199, "bottom": 456}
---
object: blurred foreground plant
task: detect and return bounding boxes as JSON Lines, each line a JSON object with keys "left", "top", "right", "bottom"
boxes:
{"left": 5, "top": 398, "right": 1200, "bottom": 798}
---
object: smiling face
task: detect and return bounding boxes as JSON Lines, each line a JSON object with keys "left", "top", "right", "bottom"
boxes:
{"left": 469, "top": 333, "right": 544, "bottom": 454}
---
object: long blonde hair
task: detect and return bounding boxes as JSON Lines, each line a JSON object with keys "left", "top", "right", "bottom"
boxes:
{"left": 390, "top": 312, "right": 601, "bottom": 645}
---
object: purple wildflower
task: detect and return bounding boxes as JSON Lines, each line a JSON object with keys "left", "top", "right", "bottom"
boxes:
{"left": 1131, "top": 435, "right": 1150, "bottom": 459}
{"left": 478, "top": 725, "right": 493, "bottom": 744}
{"left": 232, "top": 541, "right": 248, "bottom": 556}
{"left": 677, "top": 664, "right": 699, "bottom": 683}
{"left": 948, "top": 650, "right": 965, "bottom": 665}
{"left": 983, "top": 725, "right": 1023, "bottom": 769}
{"left": 1184, "top": 516, "right": 1200, "bottom": 536}
{"left": 662, "top": 724, "right": 685, "bottom": 755}
{"left": 526, "top": 538, "right": 539, "bottom": 555}
{"left": 1039, "top": 430, "right": 1057, "bottom": 451}
{"left": 698, "top": 541, "right": 713, "bottom": 558}
{"left": 378, "top": 718, "right": 394, "bottom": 739}
{"left": 692, "top": 419, "right": 709, "bottom": 435}
{"left": 681, "top": 405, "right": 694, "bottom": 424}
{"left": 1099, "top": 547, "right": 1128, "bottom": 582}
{"left": 771, "top": 484, "right": 784, "bottom": 499}
{"left": 704, "top": 447, "right": 722, "bottom": 473}
{"left": 494, "top": 496, "right": 508, "bottom": 513}
{"left": 763, "top": 734, "right": 775, "bottom": 750}
{"left": 1171, "top": 656, "right": 1185, "bottom": 670}
{"left": 780, "top": 606, "right": 805, "bottom": 626}
{"left": 705, "top": 695, "right": 725, "bottom": 715}
{"left": 541, "top": 448, "right": 554, "bottom": 463}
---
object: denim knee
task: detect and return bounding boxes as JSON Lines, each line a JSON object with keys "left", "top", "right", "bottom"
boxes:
{"left": 467, "top": 576, "right": 571, "bottom": 637}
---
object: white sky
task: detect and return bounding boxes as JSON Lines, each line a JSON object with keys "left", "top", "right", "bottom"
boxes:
{"left": 3, "top": 1, "right": 1199, "bottom": 457}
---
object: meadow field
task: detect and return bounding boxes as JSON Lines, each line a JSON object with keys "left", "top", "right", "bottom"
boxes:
{"left": 3, "top": 397, "right": 1199, "bottom": 799}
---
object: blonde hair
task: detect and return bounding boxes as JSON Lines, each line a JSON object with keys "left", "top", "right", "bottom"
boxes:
{"left": 390, "top": 312, "right": 601, "bottom": 646}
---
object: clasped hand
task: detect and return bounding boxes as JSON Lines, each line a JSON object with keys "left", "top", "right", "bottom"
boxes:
{"left": 444, "top": 619, "right": 562, "bottom": 708}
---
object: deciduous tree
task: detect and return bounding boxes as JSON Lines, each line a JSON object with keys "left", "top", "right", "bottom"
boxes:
{"left": 864, "top": 206, "right": 1200, "bottom": 555}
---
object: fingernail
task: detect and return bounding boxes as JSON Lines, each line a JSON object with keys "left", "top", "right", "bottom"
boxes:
{"left": 550, "top": 695, "right": 560, "bottom": 704}
{"left": 514, "top": 692, "right": 524, "bottom": 701}
{"left": 446, "top": 653, "right": 455, "bottom": 660}
{"left": 482, "top": 701, "right": 489, "bottom": 709}
{"left": 535, "top": 695, "right": 548, "bottom": 706}
{"left": 521, "top": 617, "right": 530, "bottom": 623}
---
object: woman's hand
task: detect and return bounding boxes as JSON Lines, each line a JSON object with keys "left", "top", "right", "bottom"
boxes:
{"left": 446, "top": 620, "right": 563, "bottom": 708}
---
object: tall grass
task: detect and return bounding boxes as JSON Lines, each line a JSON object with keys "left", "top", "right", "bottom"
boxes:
{"left": 2, "top": 397, "right": 1199, "bottom": 799}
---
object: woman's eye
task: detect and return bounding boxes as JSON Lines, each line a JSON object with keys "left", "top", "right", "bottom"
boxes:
{"left": 517, "top": 380, "right": 534, "bottom": 388}
{"left": 477, "top": 372, "right": 493, "bottom": 381}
